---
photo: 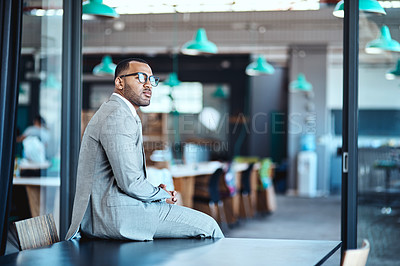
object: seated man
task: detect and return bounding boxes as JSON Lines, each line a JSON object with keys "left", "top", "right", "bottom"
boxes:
{"left": 66, "top": 58, "right": 224, "bottom": 241}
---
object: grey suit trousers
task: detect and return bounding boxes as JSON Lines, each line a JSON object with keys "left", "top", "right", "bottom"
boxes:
{"left": 154, "top": 203, "right": 224, "bottom": 238}
{"left": 81, "top": 201, "right": 224, "bottom": 239}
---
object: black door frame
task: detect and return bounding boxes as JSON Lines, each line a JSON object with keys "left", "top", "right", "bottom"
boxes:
{"left": 341, "top": 0, "right": 359, "bottom": 252}
{"left": 60, "top": 0, "right": 82, "bottom": 240}
{"left": 0, "top": 0, "right": 23, "bottom": 256}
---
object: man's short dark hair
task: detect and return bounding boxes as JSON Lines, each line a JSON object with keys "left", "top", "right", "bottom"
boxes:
{"left": 114, "top": 58, "right": 148, "bottom": 81}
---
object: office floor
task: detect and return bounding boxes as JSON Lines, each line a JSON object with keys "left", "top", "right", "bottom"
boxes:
{"left": 357, "top": 202, "right": 400, "bottom": 266}
{"left": 224, "top": 194, "right": 400, "bottom": 266}
{"left": 224, "top": 195, "right": 342, "bottom": 266}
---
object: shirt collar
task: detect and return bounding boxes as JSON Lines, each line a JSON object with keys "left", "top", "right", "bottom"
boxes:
{"left": 112, "top": 93, "right": 138, "bottom": 118}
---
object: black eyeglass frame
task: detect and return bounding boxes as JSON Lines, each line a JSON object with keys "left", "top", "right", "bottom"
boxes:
{"left": 119, "top": 72, "right": 160, "bottom": 87}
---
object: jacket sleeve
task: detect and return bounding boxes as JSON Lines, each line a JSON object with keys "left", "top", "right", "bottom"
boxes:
{"left": 99, "top": 110, "right": 171, "bottom": 202}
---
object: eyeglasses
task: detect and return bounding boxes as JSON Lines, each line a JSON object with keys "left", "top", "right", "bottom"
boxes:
{"left": 119, "top": 72, "right": 160, "bottom": 87}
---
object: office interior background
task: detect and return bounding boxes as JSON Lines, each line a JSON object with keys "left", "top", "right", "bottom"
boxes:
{"left": 2, "top": 0, "right": 400, "bottom": 264}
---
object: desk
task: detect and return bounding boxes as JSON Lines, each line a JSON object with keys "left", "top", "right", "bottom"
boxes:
{"left": 13, "top": 177, "right": 60, "bottom": 187}
{"left": 18, "top": 161, "right": 50, "bottom": 176}
{"left": 12, "top": 177, "right": 60, "bottom": 220}
{"left": 0, "top": 238, "right": 341, "bottom": 266}
{"left": 170, "top": 162, "right": 249, "bottom": 208}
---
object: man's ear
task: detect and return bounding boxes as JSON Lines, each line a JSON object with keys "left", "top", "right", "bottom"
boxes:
{"left": 115, "top": 77, "right": 124, "bottom": 90}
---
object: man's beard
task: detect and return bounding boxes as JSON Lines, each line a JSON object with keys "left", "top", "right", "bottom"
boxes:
{"left": 122, "top": 84, "right": 150, "bottom": 107}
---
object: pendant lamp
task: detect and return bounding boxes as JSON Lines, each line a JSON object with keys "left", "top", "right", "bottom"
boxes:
{"left": 212, "top": 85, "right": 228, "bottom": 99}
{"left": 42, "top": 74, "right": 61, "bottom": 89}
{"left": 83, "top": 0, "right": 119, "bottom": 19}
{"left": 165, "top": 12, "right": 182, "bottom": 87}
{"left": 365, "top": 25, "right": 400, "bottom": 54}
{"left": 164, "top": 72, "right": 181, "bottom": 87}
{"left": 181, "top": 28, "right": 218, "bottom": 55}
{"left": 333, "top": 0, "right": 386, "bottom": 18}
{"left": 246, "top": 55, "right": 275, "bottom": 76}
{"left": 386, "top": 60, "right": 400, "bottom": 80}
{"left": 93, "top": 55, "right": 117, "bottom": 76}
{"left": 290, "top": 73, "right": 313, "bottom": 92}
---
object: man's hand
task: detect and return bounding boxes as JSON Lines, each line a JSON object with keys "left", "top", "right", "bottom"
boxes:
{"left": 159, "top": 184, "right": 177, "bottom": 204}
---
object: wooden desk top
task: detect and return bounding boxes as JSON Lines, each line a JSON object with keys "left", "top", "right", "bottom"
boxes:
{"left": 0, "top": 238, "right": 341, "bottom": 266}
{"left": 12, "top": 177, "right": 60, "bottom": 187}
{"left": 18, "top": 161, "right": 51, "bottom": 170}
{"left": 170, "top": 161, "right": 251, "bottom": 178}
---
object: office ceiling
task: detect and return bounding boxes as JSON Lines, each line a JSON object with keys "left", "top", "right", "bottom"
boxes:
{"left": 21, "top": 5, "right": 400, "bottom": 65}
{"left": 102, "top": 0, "right": 323, "bottom": 14}
{"left": 78, "top": 9, "right": 341, "bottom": 63}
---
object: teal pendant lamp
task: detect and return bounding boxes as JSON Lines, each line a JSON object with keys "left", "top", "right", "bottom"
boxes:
{"left": 333, "top": 0, "right": 386, "bottom": 18}
{"left": 365, "top": 25, "right": 400, "bottom": 54}
{"left": 181, "top": 28, "right": 218, "bottom": 55}
{"left": 93, "top": 55, "right": 117, "bottom": 76}
{"left": 82, "top": 0, "right": 119, "bottom": 19}
{"left": 290, "top": 73, "right": 313, "bottom": 92}
{"left": 386, "top": 60, "right": 400, "bottom": 80}
{"left": 165, "top": 12, "right": 182, "bottom": 87}
{"left": 42, "top": 74, "right": 61, "bottom": 89}
{"left": 164, "top": 72, "right": 181, "bottom": 87}
{"left": 246, "top": 55, "right": 275, "bottom": 76}
{"left": 212, "top": 85, "right": 228, "bottom": 99}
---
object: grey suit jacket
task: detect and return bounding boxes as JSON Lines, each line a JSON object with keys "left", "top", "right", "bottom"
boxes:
{"left": 65, "top": 94, "right": 170, "bottom": 241}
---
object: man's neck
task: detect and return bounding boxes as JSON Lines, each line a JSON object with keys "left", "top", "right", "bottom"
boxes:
{"left": 113, "top": 90, "right": 139, "bottom": 111}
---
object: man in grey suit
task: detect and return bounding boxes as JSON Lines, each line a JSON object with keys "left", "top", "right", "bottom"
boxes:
{"left": 66, "top": 58, "right": 224, "bottom": 241}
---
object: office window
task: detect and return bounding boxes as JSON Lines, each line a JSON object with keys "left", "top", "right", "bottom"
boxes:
{"left": 141, "top": 82, "right": 203, "bottom": 114}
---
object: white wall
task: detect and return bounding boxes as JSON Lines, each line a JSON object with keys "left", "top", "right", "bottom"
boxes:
{"left": 327, "top": 64, "right": 400, "bottom": 109}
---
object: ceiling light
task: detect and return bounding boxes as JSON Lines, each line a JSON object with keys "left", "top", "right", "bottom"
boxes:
{"left": 378, "top": 1, "right": 400, "bottom": 8}
{"left": 365, "top": 25, "right": 400, "bottom": 54}
{"left": 290, "top": 73, "right": 313, "bottom": 92}
{"left": 245, "top": 55, "right": 275, "bottom": 76}
{"left": 83, "top": 0, "right": 119, "bottom": 19}
{"left": 386, "top": 60, "right": 400, "bottom": 80}
{"left": 93, "top": 55, "right": 117, "bottom": 76}
{"left": 199, "top": 107, "right": 221, "bottom": 131}
{"left": 212, "top": 85, "right": 228, "bottom": 99}
{"left": 333, "top": 0, "right": 386, "bottom": 18}
{"left": 163, "top": 72, "right": 181, "bottom": 87}
{"left": 104, "top": 0, "right": 321, "bottom": 14}
{"left": 42, "top": 74, "right": 61, "bottom": 89}
{"left": 181, "top": 28, "right": 218, "bottom": 56}
{"left": 23, "top": 8, "right": 63, "bottom": 16}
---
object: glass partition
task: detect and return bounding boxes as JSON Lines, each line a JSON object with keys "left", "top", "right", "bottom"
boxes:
{"left": 357, "top": 7, "right": 400, "bottom": 265}
{"left": 12, "top": 0, "right": 63, "bottom": 233}
{"left": 81, "top": 4, "right": 343, "bottom": 257}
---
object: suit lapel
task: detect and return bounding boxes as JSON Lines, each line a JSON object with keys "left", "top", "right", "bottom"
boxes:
{"left": 135, "top": 115, "right": 147, "bottom": 179}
